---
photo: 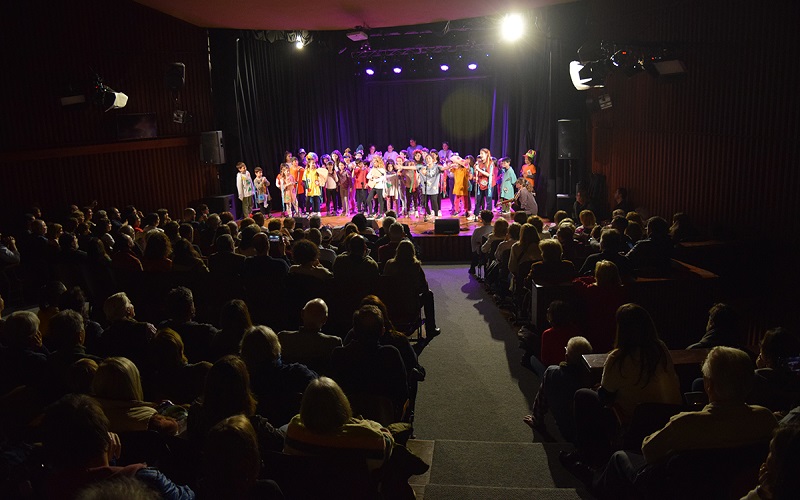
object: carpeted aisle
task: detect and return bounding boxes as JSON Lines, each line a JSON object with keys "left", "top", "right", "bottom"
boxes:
{"left": 414, "top": 264, "right": 539, "bottom": 442}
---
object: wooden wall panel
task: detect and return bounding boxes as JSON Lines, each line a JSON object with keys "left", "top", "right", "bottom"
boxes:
{"left": 584, "top": 0, "right": 800, "bottom": 243}
{"left": 1, "top": 0, "right": 218, "bottom": 228}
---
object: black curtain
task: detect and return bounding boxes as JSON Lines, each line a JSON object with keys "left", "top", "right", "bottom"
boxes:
{"left": 209, "top": 4, "right": 586, "bottom": 216}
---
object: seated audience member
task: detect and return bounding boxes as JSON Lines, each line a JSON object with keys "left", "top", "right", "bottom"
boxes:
{"left": 110, "top": 234, "right": 143, "bottom": 272}
{"left": 686, "top": 302, "right": 742, "bottom": 350}
{"left": 199, "top": 415, "right": 284, "bottom": 500}
{"left": 378, "top": 222, "right": 407, "bottom": 264}
{"left": 526, "top": 215, "right": 550, "bottom": 242}
{"left": 332, "top": 234, "right": 379, "bottom": 293}
{"left": 0, "top": 311, "right": 47, "bottom": 395}
{"left": 572, "top": 261, "right": 627, "bottom": 354}
{"left": 140, "top": 230, "right": 172, "bottom": 272}
{"left": 562, "top": 304, "right": 681, "bottom": 468}
{"left": 0, "top": 232, "right": 20, "bottom": 266}
{"left": 508, "top": 223, "right": 542, "bottom": 284}
{"left": 42, "top": 394, "right": 194, "bottom": 500}
{"left": 92, "top": 357, "right": 179, "bottom": 435}
{"left": 171, "top": 238, "right": 208, "bottom": 273}
{"left": 158, "top": 286, "right": 218, "bottom": 363}
{"left": 743, "top": 424, "right": 800, "bottom": 500}
{"left": 242, "top": 232, "right": 290, "bottom": 291}
{"left": 538, "top": 301, "right": 582, "bottom": 369}
{"left": 575, "top": 210, "right": 597, "bottom": 243}
{"left": 592, "top": 347, "right": 778, "bottom": 498}
{"left": 209, "top": 299, "right": 253, "bottom": 361}
{"left": 188, "top": 355, "right": 285, "bottom": 453}
{"left": 240, "top": 325, "right": 317, "bottom": 427}
{"left": 587, "top": 225, "right": 603, "bottom": 253}
{"left": 208, "top": 234, "right": 245, "bottom": 276}
{"left": 608, "top": 216, "right": 633, "bottom": 250}
{"left": 669, "top": 212, "right": 701, "bottom": 243}
{"left": 145, "top": 328, "right": 211, "bottom": 405}
{"left": 625, "top": 211, "right": 644, "bottom": 228}
{"left": 578, "top": 229, "right": 634, "bottom": 281}
{"left": 278, "top": 298, "right": 342, "bottom": 375}
{"left": 626, "top": 216, "right": 673, "bottom": 276}
{"left": 481, "top": 218, "right": 508, "bottom": 256}
{"left": 306, "top": 227, "right": 336, "bottom": 269}
{"left": 289, "top": 239, "right": 333, "bottom": 280}
{"left": 524, "top": 336, "right": 594, "bottom": 442}
{"left": 284, "top": 377, "right": 427, "bottom": 495}
{"left": 495, "top": 222, "right": 521, "bottom": 262}
{"left": 549, "top": 210, "right": 569, "bottom": 236}
{"left": 383, "top": 240, "right": 439, "bottom": 338}
{"left": 67, "top": 358, "right": 99, "bottom": 395}
{"left": 556, "top": 223, "right": 585, "bottom": 266}
{"left": 45, "top": 310, "right": 102, "bottom": 401}
{"left": 100, "top": 292, "right": 156, "bottom": 370}
{"left": 238, "top": 224, "right": 261, "bottom": 257}
{"left": 624, "top": 220, "right": 644, "bottom": 244}
{"left": 38, "top": 280, "right": 66, "bottom": 344}
{"left": 528, "top": 239, "right": 576, "bottom": 286}
{"left": 330, "top": 305, "right": 409, "bottom": 422}
{"left": 749, "top": 327, "right": 800, "bottom": 413}
{"left": 468, "top": 210, "right": 495, "bottom": 275}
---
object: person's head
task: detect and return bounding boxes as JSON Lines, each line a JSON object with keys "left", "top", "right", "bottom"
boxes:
{"left": 612, "top": 209, "right": 626, "bottom": 219}
{"left": 92, "top": 357, "right": 144, "bottom": 402}
{"left": 216, "top": 234, "right": 235, "bottom": 253}
{"left": 758, "top": 327, "right": 800, "bottom": 370}
{"left": 480, "top": 210, "right": 493, "bottom": 225}
{"left": 626, "top": 211, "right": 644, "bottom": 227}
{"left": 240, "top": 325, "right": 281, "bottom": 374}
{"left": 625, "top": 221, "right": 644, "bottom": 242}
{"left": 409, "top": 138, "right": 417, "bottom": 147}
{"left": 4, "top": 311, "right": 42, "bottom": 349}
{"left": 308, "top": 214, "right": 322, "bottom": 229}
{"left": 165, "top": 286, "right": 194, "bottom": 322}
{"left": 251, "top": 232, "right": 269, "bottom": 255}
{"left": 614, "top": 187, "right": 628, "bottom": 203}
{"left": 143, "top": 230, "right": 171, "bottom": 260}
{"left": 646, "top": 216, "right": 669, "bottom": 238}
{"left": 381, "top": 216, "right": 396, "bottom": 232}
{"left": 267, "top": 218, "right": 282, "bottom": 232}
{"left": 579, "top": 210, "right": 596, "bottom": 228}
{"left": 299, "top": 377, "right": 353, "bottom": 434}
{"left": 39, "top": 280, "right": 67, "bottom": 310}
{"left": 352, "top": 304, "right": 384, "bottom": 342}
{"left": 701, "top": 346, "right": 755, "bottom": 402}
{"left": 575, "top": 188, "right": 588, "bottom": 205}
{"left": 706, "top": 303, "right": 738, "bottom": 335}
{"left": 512, "top": 211, "right": 528, "bottom": 225}
{"left": 49, "top": 310, "right": 85, "bottom": 350}
{"left": 763, "top": 424, "right": 800, "bottom": 500}
{"left": 151, "top": 328, "right": 188, "bottom": 368}
{"left": 553, "top": 210, "right": 568, "bottom": 225}
{"left": 413, "top": 150, "right": 424, "bottom": 163}
{"left": 202, "top": 415, "right": 262, "bottom": 497}
{"left": 565, "top": 336, "right": 593, "bottom": 365}
{"left": 163, "top": 221, "right": 180, "bottom": 242}
{"left": 500, "top": 157, "right": 511, "bottom": 168}
{"left": 492, "top": 218, "right": 509, "bottom": 238}
{"left": 547, "top": 300, "right": 575, "bottom": 328}
{"left": 32, "top": 219, "right": 47, "bottom": 236}
{"left": 301, "top": 298, "right": 328, "bottom": 331}
{"left": 527, "top": 215, "right": 544, "bottom": 233}
{"left": 42, "top": 394, "right": 112, "bottom": 468}
{"left": 556, "top": 223, "right": 575, "bottom": 245}
{"left": 594, "top": 260, "right": 622, "bottom": 286}
{"left": 346, "top": 234, "right": 368, "bottom": 259}
{"left": 305, "top": 227, "right": 322, "bottom": 246}
{"left": 202, "top": 355, "right": 257, "bottom": 420}
{"left": 351, "top": 213, "right": 368, "bottom": 232}
{"left": 388, "top": 222, "right": 405, "bottom": 242}
{"left": 599, "top": 228, "right": 622, "bottom": 253}
{"left": 479, "top": 148, "right": 491, "bottom": 162}
{"left": 610, "top": 215, "right": 629, "bottom": 233}
{"left": 291, "top": 239, "right": 320, "bottom": 266}
{"left": 519, "top": 223, "right": 541, "bottom": 251}
{"left": 393, "top": 239, "right": 418, "bottom": 264}
{"left": 539, "top": 239, "right": 563, "bottom": 263}
{"left": 614, "top": 303, "right": 659, "bottom": 352}
{"left": 238, "top": 224, "right": 260, "bottom": 249}
{"left": 178, "top": 223, "right": 195, "bottom": 243}
{"left": 236, "top": 161, "right": 247, "bottom": 173}
{"left": 508, "top": 222, "right": 522, "bottom": 241}
{"left": 219, "top": 299, "right": 253, "bottom": 333}
{"left": 104, "top": 292, "right": 134, "bottom": 322}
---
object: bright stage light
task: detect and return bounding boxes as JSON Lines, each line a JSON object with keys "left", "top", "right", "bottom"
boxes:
{"left": 393, "top": 67, "right": 402, "bottom": 74}
{"left": 365, "top": 68, "right": 375, "bottom": 76}
{"left": 467, "top": 63, "right": 477, "bottom": 70}
{"left": 501, "top": 14, "right": 524, "bottom": 42}
{"left": 440, "top": 64, "right": 449, "bottom": 72}
{"left": 295, "top": 40, "right": 304, "bottom": 49}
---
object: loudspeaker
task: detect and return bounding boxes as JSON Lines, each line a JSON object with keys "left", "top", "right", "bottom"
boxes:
{"left": 204, "top": 194, "right": 238, "bottom": 219}
{"left": 434, "top": 218, "right": 460, "bottom": 235}
{"left": 557, "top": 119, "right": 583, "bottom": 160}
{"left": 556, "top": 194, "right": 575, "bottom": 214}
{"left": 200, "top": 131, "right": 225, "bottom": 164}
{"left": 293, "top": 217, "right": 309, "bottom": 229}
{"left": 166, "top": 63, "right": 185, "bottom": 91}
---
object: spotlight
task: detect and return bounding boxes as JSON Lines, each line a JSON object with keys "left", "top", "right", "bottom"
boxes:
{"left": 467, "top": 63, "right": 478, "bottom": 70}
{"left": 440, "top": 64, "right": 449, "bottom": 72}
{"left": 569, "top": 60, "right": 609, "bottom": 90}
{"left": 393, "top": 67, "right": 402, "bottom": 74}
{"left": 365, "top": 68, "right": 375, "bottom": 76}
{"left": 295, "top": 40, "right": 304, "bottom": 50}
{"left": 93, "top": 78, "right": 128, "bottom": 112}
{"left": 501, "top": 13, "right": 524, "bottom": 42}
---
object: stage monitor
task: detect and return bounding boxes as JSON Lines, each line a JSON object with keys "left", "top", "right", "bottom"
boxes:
{"left": 434, "top": 218, "right": 460, "bottom": 235}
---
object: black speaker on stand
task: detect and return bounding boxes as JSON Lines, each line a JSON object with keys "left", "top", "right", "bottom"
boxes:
{"left": 556, "top": 120, "right": 583, "bottom": 197}
{"left": 200, "top": 131, "right": 226, "bottom": 164}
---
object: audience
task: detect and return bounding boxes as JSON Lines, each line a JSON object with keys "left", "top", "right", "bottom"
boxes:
{"left": 278, "top": 298, "right": 342, "bottom": 375}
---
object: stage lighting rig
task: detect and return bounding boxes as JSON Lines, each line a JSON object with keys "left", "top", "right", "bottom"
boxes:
{"left": 92, "top": 75, "right": 128, "bottom": 112}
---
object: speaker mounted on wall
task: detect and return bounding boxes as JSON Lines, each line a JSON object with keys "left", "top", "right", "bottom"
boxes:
{"left": 557, "top": 119, "right": 584, "bottom": 160}
{"left": 166, "top": 63, "right": 186, "bottom": 92}
{"left": 200, "top": 131, "right": 226, "bottom": 164}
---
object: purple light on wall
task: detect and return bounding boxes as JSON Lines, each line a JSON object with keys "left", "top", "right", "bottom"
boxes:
{"left": 365, "top": 68, "right": 375, "bottom": 76}
{"left": 440, "top": 64, "right": 449, "bottom": 71}
{"left": 468, "top": 63, "right": 478, "bottom": 70}
{"left": 393, "top": 67, "right": 402, "bottom": 74}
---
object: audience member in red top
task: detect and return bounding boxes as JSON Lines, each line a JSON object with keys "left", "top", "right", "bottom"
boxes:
{"left": 573, "top": 260, "right": 627, "bottom": 354}
{"left": 110, "top": 234, "right": 143, "bottom": 272}
{"left": 539, "top": 300, "right": 582, "bottom": 368}
{"left": 141, "top": 230, "right": 172, "bottom": 272}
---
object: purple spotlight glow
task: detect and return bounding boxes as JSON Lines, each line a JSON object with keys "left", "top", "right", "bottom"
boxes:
{"left": 440, "top": 64, "right": 449, "bottom": 71}
{"left": 365, "top": 68, "right": 375, "bottom": 76}
{"left": 468, "top": 63, "right": 478, "bottom": 70}
{"left": 393, "top": 67, "right": 402, "bottom": 74}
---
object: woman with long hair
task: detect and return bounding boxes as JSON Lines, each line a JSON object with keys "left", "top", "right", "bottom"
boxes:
{"left": 419, "top": 152, "right": 442, "bottom": 219}
{"left": 384, "top": 240, "right": 439, "bottom": 338}
{"left": 209, "top": 299, "right": 253, "bottom": 361}
{"left": 474, "top": 148, "right": 495, "bottom": 213}
{"left": 563, "top": 304, "right": 680, "bottom": 466}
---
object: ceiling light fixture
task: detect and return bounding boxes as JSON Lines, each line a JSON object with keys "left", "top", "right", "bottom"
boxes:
{"left": 501, "top": 13, "right": 524, "bottom": 42}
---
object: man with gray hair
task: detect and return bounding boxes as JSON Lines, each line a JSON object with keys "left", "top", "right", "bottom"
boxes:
{"left": 0, "top": 311, "right": 47, "bottom": 394}
{"left": 278, "top": 298, "right": 341, "bottom": 375}
{"left": 592, "top": 346, "right": 778, "bottom": 497}
{"left": 100, "top": 292, "right": 155, "bottom": 369}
